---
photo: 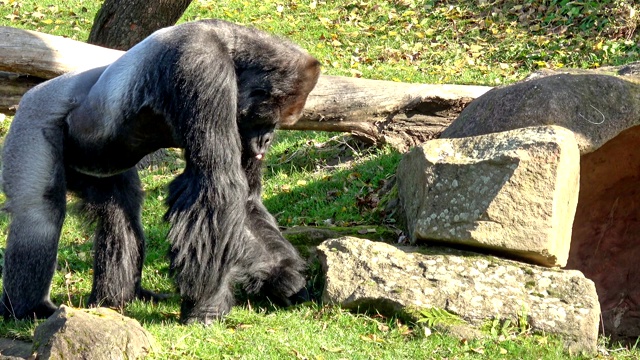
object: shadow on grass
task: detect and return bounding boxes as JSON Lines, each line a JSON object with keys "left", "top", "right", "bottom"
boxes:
{"left": 262, "top": 140, "right": 403, "bottom": 228}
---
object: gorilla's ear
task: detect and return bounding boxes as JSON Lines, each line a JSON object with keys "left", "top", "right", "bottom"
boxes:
{"left": 280, "top": 56, "right": 321, "bottom": 126}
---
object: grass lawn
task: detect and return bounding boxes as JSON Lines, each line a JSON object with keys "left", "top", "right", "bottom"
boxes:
{"left": 0, "top": 0, "right": 639, "bottom": 358}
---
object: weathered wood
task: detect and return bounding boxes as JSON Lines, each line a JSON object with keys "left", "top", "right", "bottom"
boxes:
{"left": 0, "top": 71, "right": 42, "bottom": 112}
{"left": 0, "top": 27, "right": 123, "bottom": 78}
{"left": 0, "top": 26, "right": 493, "bottom": 149}
{"left": 290, "top": 76, "right": 489, "bottom": 149}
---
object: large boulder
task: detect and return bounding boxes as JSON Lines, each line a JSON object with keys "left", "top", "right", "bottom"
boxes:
{"left": 397, "top": 125, "right": 580, "bottom": 267}
{"left": 441, "top": 74, "right": 640, "bottom": 153}
{"left": 441, "top": 73, "right": 640, "bottom": 340}
{"left": 32, "top": 306, "right": 156, "bottom": 359}
{"left": 317, "top": 237, "right": 600, "bottom": 355}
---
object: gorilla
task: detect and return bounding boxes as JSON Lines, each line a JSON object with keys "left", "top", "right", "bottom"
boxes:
{"left": 0, "top": 19, "right": 320, "bottom": 324}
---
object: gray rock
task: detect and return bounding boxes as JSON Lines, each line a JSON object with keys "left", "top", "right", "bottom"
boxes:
{"left": 397, "top": 125, "right": 580, "bottom": 267}
{"left": 0, "top": 338, "right": 32, "bottom": 359}
{"left": 317, "top": 237, "right": 600, "bottom": 355}
{"left": 33, "top": 306, "right": 156, "bottom": 359}
{"left": 441, "top": 73, "right": 640, "bottom": 341}
{"left": 442, "top": 73, "right": 640, "bottom": 154}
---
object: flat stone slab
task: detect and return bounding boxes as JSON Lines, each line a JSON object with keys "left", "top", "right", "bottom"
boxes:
{"left": 318, "top": 237, "right": 600, "bottom": 354}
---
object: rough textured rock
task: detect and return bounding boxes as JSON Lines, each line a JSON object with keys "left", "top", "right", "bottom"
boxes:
{"left": 440, "top": 73, "right": 640, "bottom": 341}
{"left": 397, "top": 125, "right": 579, "bottom": 267}
{"left": 0, "top": 338, "right": 31, "bottom": 359}
{"left": 441, "top": 74, "right": 640, "bottom": 153}
{"left": 318, "top": 237, "right": 600, "bottom": 354}
{"left": 32, "top": 306, "right": 156, "bottom": 359}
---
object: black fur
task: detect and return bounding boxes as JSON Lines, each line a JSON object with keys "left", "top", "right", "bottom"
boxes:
{"left": 242, "top": 154, "right": 307, "bottom": 305}
{"left": 67, "top": 168, "right": 148, "bottom": 306}
{"left": 0, "top": 19, "right": 320, "bottom": 323}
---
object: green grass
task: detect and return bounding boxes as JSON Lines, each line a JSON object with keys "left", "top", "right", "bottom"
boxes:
{"left": 262, "top": 131, "right": 401, "bottom": 226}
{"left": 2, "top": 0, "right": 638, "bottom": 84}
{"left": 0, "top": 0, "right": 639, "bottom": 358}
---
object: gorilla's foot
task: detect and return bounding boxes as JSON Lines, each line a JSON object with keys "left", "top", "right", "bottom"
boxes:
{"left": 179, "top": 308, "right": 227, "bottom": 325}
{"left": 88, "top": 288, "right": 168, "bottom": 309}
{"left": 87, "top": 287, "right": 135, "bottom": 308}
{"left": 32, "top": 300, "right": 59, "bottom": 319}
{"left": 2, "top": 299, "right": 58, "bottom": 321}
{"left": 180, "top": 300, "right": 231, "bottom": 325}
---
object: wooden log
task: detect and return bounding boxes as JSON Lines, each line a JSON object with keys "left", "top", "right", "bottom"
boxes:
{"left": 0, "top": 26, "right": 493, "bottom": 149}
{"left": 292, "top": 75, "right": 489, "bottom": 149}
{"left": 0, "top": 27, "right": 123, "bottom": 78}
{"left": 0, "top": 71, "right": 42, "bottom": 113}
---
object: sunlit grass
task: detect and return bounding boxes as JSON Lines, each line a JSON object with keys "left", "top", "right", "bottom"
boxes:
{"left": 0, "top": 0, "right": 638, "bottom": 358}
{"left": 2, "top": 1, "right": 638, "bottom": 84}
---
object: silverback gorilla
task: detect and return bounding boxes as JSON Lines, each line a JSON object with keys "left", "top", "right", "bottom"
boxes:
{"left": 0, "top": 19, "right": 320, "bottom": 324}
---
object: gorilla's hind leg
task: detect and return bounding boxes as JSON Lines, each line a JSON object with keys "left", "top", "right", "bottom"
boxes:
{"left": 70, "top": 168, "right": 158, "bottom": 308}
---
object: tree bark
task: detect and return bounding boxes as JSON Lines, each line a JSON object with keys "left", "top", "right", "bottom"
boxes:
{"left": 0, "top": 26, "right": 493, "bottom": 149}
{"left": 88, "top": 0, "right": 193, "bottom": 50}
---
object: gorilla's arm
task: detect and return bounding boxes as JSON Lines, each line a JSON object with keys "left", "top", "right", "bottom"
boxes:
{"left": 228, "top": 20, "right": 320, "bottom": 304}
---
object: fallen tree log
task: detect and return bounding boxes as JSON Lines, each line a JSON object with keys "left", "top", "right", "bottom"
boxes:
{"left": 298, "top": 76, "right": 490, "bottom": 149}
{"left": 0, "top": 72, "right": 42, "bottom": 113}
{"left": 0, "top": 27, "right": 123, "bottom": 78}
{"left": 0, "top": 26, "right": 492, "bottom": 149}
